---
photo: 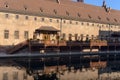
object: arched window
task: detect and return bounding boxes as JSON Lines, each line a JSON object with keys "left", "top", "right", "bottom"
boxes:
{"left": 69, "top": 34, "right": 72, "bottom": 41}
{"left": 75, "top": 34, "right": 78, "bottom": 41}
{"left": 86, "top": 34, "right": 89, "bottom": 42}
{"left": 91, "top": 35, "right": 94, "bottom": 40}
{"left": 80, "top": 34, "right": 83, "bottom": 42}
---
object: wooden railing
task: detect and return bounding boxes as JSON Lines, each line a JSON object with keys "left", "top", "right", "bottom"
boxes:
{"left": 90, "top": 40, "right": 107, "bottom": 46}
{"left": 30, "top": 39, "right": 67, "bottom": 46}
{"left": 44, "top": 40, "right": 66, "bottom": 46}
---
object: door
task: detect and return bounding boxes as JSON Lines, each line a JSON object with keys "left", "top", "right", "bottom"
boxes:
{"left": 43, "top": 34, "right": 50, "bottom": 40}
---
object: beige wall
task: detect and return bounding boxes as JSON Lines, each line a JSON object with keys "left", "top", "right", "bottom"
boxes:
{"left": 0, "top": 12, "right": 120, "bottom": 46}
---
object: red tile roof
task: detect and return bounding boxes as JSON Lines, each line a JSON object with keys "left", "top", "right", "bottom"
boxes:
{"left": 0, "top": 0, "right": 120, "bottom": 25}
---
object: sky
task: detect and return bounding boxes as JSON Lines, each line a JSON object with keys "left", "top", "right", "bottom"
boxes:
{"left": 84, "top": 0, "right": 120, "bottom": 10}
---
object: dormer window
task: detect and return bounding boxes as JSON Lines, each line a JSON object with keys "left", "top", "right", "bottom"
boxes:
{"left": 40, "top": 8, "right": 43, "bottom": 12}
{"left": 24, "top": 5, "right": 27, "bottom": 10}
{"left": 98, "top": 16, "right": 101, "bottom": 20}
{"left": 4, "top": 2, "right": 9, "bottom": 8}
{"left": 5, "top": 5, "right": 8, "bottom": 8}
{"left": 66, "top": 11, "right": 69, "bottom": 16}
{"left": 88, "top": 14, "right": 92, "bottom": 19}
{"left": 106, "top": 17, "right": 110, "bottom": 21}
{"left": 53, "top": 9, "right": 57, "bottom": 14}
{"left": 114, "top": 18, "right": 117, "bottom": 22}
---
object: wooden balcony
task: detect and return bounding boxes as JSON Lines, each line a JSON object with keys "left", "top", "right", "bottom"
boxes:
{"left": 90, "top": 40, "right": 107, "bottom": 46}
{"left": 44, "top": 40, "right": 66, "bottom": 46}
{"left": 30, "top": 40, "right": 67, "bottom": 47}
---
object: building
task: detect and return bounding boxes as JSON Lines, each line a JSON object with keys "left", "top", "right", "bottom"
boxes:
{"left": 0, "top": 0, "right": 120, "bottom": 47}
{"left": 0, "top": 0, "right": 120, "bottom": 79}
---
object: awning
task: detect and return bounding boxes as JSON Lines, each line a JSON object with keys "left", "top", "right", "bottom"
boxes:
{"left": 35, "top": 26, "right": 60, "bottom": 34}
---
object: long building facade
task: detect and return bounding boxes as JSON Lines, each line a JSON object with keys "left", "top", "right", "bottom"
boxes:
{"left": 0, "top": 0, "right": 120, "bottom": 46}
{"left": 1, "top": 0, "right": 120, "bottom": 80}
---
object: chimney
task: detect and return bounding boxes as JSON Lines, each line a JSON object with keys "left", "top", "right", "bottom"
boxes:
{"left": 77, "top": 0, "right": 84, "bottom": 2}
{"left": 102, "top": 0, "right": 106, "bottom": 7}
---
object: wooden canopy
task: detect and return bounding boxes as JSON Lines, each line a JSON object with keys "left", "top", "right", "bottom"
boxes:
{"left": 35, "top": 26, "right": 60, "bottom": 34}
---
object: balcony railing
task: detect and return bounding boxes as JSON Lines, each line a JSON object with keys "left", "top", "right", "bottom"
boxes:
{"left": 30, "top": 39, "right": 67, "bottom": 46}
{"left": 90, "top": 40, "right": 107, "bottom": 46}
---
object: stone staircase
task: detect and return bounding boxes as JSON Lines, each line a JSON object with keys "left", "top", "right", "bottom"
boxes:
{"left": 7, "top": 40, "right": 28, "bottom": 54}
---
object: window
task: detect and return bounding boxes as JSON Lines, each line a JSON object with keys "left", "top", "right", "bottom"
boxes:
{"left": 98, "top": 16, "right": 101, "bottom": 20}
{"left": 91, "top": 35, "right": 94, "bottom": 40}
{"left": 50, "top": 19, "right": 52, "bottom": 22}
{"left": 70, "top": 21, "right": 72, "bottom": 24}
{"left": 40, "top": 8, "right": 43, "bottom": 12}
{"left": 88, "top": 14, "right": 92, "bottom": 19}
{"left": 80, "top": 34, "right": 83, "bottom": 41}
{"left": 34, "top": 17, "right": 37, "bottom": 21}
{"left": 76, "top": 22, "right": 78, "bottom": 24}
{"left": 13, "top": 72, "right": 18, "bottom": 80}
{"left": 3, "top": 72, "right": 8, "bottom": 80}
{"left": 4, "top": 2, "right": 9, "bottom": 8}
{"left": 56, "top": 19, "right": 59, "bottom": 23}
{"left": 41, "top": 18, "right": 44, "bottom": 22}
{"left": 75, "top": 34, "right": 78, "bottom": 41}
{"left": 69, "top": 34, "right": 72, "bottom": 41}
{"left": 86, "top": 34, "right": 89, "bottom": 42}
{"left": 5, "top": 14, "right": 9, "bottom": 18}
{"left": 4, "top": 30, "right": 9, "bottom": 39}
{"left": 53, "top": 9, "right": 57, "bottom": 14}
{"left": 16, "top": 15, "right": 19, "bottom": 19}
{"left": 25, "top": 16, "right": 28, "bottom": 20}
{"left": 87, "top": 23, "right": 89, "bottom": 26}
{"left": 14, "top": 31, "right": 19, "bottom": 39}
{"left": 24, "top": 31, "right": 29, "bottom": 39}
{"left": 24, "top": 5, "right": 27, "bottom": 10}
{"left": 63, "top": 20, "right": 66, "bottom": 23}
{"left": 66, "top": 11, "right": 69, "bottom": 16}
{"left": 81, "top": 22, "right": 84, "bottom": 25}
{"left": 92, "top": 23, "right": 94, "bottom": 26}
{"left": 5, "top": 4, "right": 8, "bottom": 8}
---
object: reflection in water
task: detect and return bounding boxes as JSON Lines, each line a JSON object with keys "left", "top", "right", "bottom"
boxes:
{"left": 31, "top": 59, "right": 120, "bottom": 80}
